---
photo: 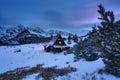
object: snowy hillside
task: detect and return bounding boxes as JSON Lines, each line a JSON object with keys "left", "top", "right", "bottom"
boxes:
{"left": 0, "top": 43, "right": 119, "bottom": 80}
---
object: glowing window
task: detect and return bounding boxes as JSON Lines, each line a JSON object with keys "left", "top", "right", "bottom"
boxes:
{"left": 59, "top": 41, "right": 62, "bottom": 44}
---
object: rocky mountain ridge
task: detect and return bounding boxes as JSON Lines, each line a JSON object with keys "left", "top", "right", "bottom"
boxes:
{"left": 0, "top": 24, "right": 76, "bottom": 45}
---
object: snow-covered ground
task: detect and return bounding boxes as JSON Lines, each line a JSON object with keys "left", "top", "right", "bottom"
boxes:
{"left": 0, "top": 43, "right": 119, "bottom": 80}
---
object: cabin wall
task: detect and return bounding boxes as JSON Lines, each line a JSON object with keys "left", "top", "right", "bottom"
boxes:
{"left": 44, "top": 45, "right": 70, "bottom": 53}
{"left": 44, "top": 34, "right": 70, "bottom": 53}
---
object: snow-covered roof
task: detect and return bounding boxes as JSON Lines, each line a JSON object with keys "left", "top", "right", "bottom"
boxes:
{"left": 44, "top": 35, "right": 58, "bottom": 47}
{"left": 44, "top": 34, "right": 66, "bottom": 47}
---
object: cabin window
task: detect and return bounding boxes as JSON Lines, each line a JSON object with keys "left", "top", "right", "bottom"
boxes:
{"left": 58, "top": 41, "right": 62, "bottom": 44}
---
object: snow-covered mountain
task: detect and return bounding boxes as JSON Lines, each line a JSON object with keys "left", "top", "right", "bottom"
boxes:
{"left": 27, "top": 26, "right": 45, "bottom": 34}
{"left": 0, "top": 24, "right": 28, "bottom": 45}
{"left": 79, "top": 30, "right": 90, "bottom": 37}
{"left": 6, "top": 24, "right": 27, "bottom": 39}
{"left": 40, "top": 29, "right": 73, "bottom": 38}
{"left": 0, "top": 26, "right": 6, "bottom": 38}
{"left": 0, "top": 24, "right": 89, "bottom": 45}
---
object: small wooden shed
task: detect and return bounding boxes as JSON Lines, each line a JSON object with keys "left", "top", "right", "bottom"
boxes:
{"left": 44, "top": 34, "right": 70, "bottom": 53}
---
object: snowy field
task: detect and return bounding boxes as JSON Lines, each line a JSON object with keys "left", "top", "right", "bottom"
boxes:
{"left": 0, "top": 43, "right": 119, "bottom": 80}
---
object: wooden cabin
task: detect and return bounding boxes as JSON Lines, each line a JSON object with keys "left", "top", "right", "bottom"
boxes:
{"left": 44, "top": 34, "right": 70, "bottom": 53}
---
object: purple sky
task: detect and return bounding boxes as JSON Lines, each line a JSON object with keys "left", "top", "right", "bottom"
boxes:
{"left": 0, "top": 0, "right": 120, "bottom": 33}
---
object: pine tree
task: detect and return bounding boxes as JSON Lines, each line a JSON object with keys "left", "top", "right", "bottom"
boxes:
{"left": 0, "top": 40, "right": 3, "bottom": 45}
{"left": 95, "top": 4, "right": 120, "bottom": 77}
{"left": 73, "top": 30, "right": 99, "bottom": 61}
{"left": 73, "top": 34, "right": 78, "bottom": 42}
{"left": 68, "top": 34, "right": 72, "bottom": 44}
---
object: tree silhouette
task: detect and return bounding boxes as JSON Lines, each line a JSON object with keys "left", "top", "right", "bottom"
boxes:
{"left": 95, "top": 4, "right": 120, "bottom": 77}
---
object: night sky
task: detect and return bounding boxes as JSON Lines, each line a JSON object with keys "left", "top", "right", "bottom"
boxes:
{"left": 0, "top": 0, "right": 120, "bottom": 33}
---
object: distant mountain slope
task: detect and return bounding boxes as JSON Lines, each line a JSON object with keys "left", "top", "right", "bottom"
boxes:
{"left": 0, "top": 24, "right": 28, "bottom": 45}
{"left": 79, "top": 30, "right": 90, "bottom": 37}
{"left": 0, "top": 24, "right": 90, "bottom": 45}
